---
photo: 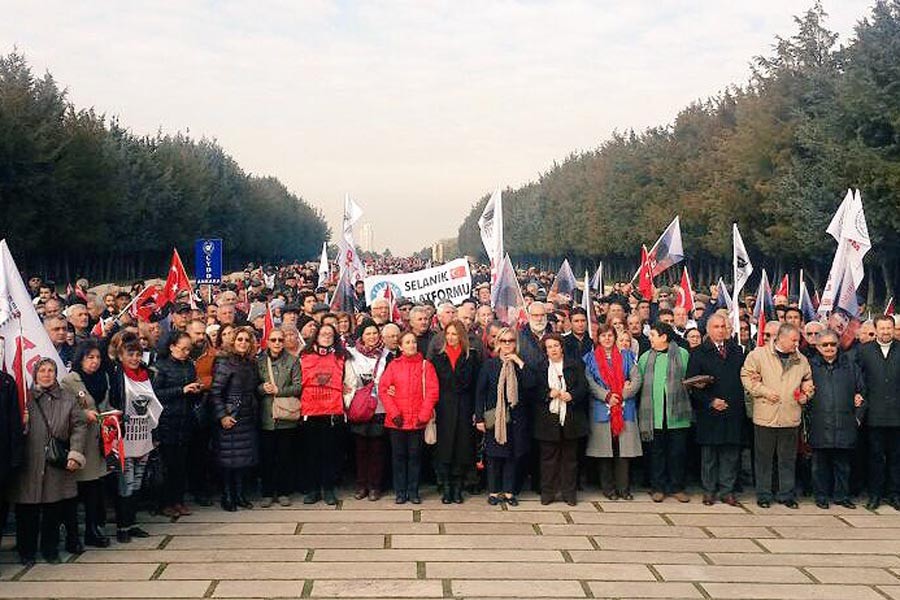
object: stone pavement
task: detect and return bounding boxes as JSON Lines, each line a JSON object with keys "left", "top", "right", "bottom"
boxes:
{"left": 3, "top": 490, "right": 900, "bottom": 599}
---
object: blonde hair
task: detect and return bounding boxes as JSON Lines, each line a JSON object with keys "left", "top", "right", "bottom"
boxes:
{"left": 492, "top": 327, "right": 518, "bottom": 354}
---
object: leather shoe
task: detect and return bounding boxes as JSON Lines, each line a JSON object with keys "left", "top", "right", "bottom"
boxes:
{"left": 395, "top": 493, "right": 408, "bottom": 505}
{"left": 116, "top": 528, "right": 131, "bottom": 544}
{"left": 505, "top": 495, "right": 519, "bottom": 506}
{"left": 85, "top": 533, "right": 110, "bottom": 548}
{"left": 836, "top": 499, "right": 857, "bottom": 509}
{"left": 442, "top": 489, "right": 453, "bottom": 504}
{"left": 354, "top": 489, "right": 368, "bottom": 500}
{"left": 236, "top": 495, "right": 253, "bottom": 509}
{"left": 452, "top": 488, "right": 463, "bottom": 504}
{"left": 65, "top": 538, "right": 85, "bottom": 554}
{"left": 323, "top": 490, "right": 338, "bottom": 506}
{"left": 890, "top": 497, "right": 900, "bottom": 511}
{"left": 783, "top": 499, "right": 799, "bottom": 509}
{"left": 722, "top": 494, "right": 739, "bottom": 507}
{"left": 303, "top": 492, "right": 321, "bottom": 505}
{"left": 369, "top": 490, "right": 382, "bottom": 502}
{"left": 409, "top": 494, "right": 422, "bottom": 505}
{"left": 129, "top": 527, "right": 151, "bottom": 538}
{"left": 815, "top": 500, "right": 829, "bottom": 510}
{"left": 702, "top": 494, "right": 715, "bottom": 506}
{"left": 487, "top": 495, "right": 501, "bottom": 506}
{"left": 650, "top": 491, "right": 665, "bottom": 503}
{"left": 757, "top": 499, "right": 771, "bottom": 508}
{"left": 43, "top": 553, "right": 61, "bottom": 564}
{"left": 673, "top": 491, "right": 690, "bottom": 503}
{"left": 866, "top": 496, "right": 881, "bottom": 510}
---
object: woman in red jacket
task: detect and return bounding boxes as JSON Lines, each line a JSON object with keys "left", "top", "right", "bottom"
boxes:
{"left": 379, "top": 331, "right": 439, "bottom": 504}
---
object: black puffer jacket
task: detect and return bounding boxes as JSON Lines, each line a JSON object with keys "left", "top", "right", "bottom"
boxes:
{"left": 808, "top": 352, "right": 865, "bottom": 449}
{"left": 210, "top": 354, "right": 260, "bottom": 469}
{"left": 152, "top": 356, "right": 199, "bottom": 446}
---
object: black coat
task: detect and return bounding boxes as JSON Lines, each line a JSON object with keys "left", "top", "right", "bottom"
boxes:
{"left": 210, "top": 355, "right": 260, "bottom": 469}
{"left": 152, "top": 356, "right": 199, "bottom": 446}
{"left": 475, "top": 357, "right": 537, "bottom": 459}
{"left": 563, "top": 333, "right": 593, "bottom": 364}
{"left": 0, "top": 372, "right": 24, "bottom": 488}
{"left": 808, "top": 353, "right": 865, "bottom": 449}
{"left": 533, "top": 358, "right": 589, "bottom": 442}
{"left": 685, "top": 339, "right": 746, "bottom": 446}
{"left": 431, "top": 350, "right": 480, "bottom": 469}
{"left": 858, "top": 341, "right": 900, "bottom": 427}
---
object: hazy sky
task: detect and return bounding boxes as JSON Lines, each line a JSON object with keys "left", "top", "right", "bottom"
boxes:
{"left": 2, "top": 1, "right": 874, "bottom": 255}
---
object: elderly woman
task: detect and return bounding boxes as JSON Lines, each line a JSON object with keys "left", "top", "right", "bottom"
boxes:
{"left": 257, "top": 326, "right": 302, "bottom": 507}
{"left": 431, "top": 320, "right": 480, "bottom": 504}
{"left": 60, "top": 342, "right": 111, "bottom": 550}
{"left": 12, "top": 359, "right": 87, "bottom": 565}
{"left": 475, "top": 327, "right": 534, "bottom": 506}
{"left": 348, "top": 319, "right": 390, "bottom": 501}
{"left": 584, "top": 323, "right": 641, "bottom": 500}
{"left": 534, "top": 333, "right": 588, "bottom": 506}
{"left": 210, "top": 326, "right": 260, "bottom": 512}
{"left": 153, "top": 331, "right": 202, "bottom": 517}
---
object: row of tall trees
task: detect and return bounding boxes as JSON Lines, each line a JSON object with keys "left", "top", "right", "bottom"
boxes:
{"left": 457, "top": 2, "right": 900, "bottom": 304}
{"left": 0, "top": 51, "right": 329, "bottom": 283}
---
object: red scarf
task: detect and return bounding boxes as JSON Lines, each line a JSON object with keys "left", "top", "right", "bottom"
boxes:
{"left": 445, "top": 344, "right": 462, "bottom": 370}
{"left": 594, "top": 345, "right": 625, "bottom": 437}
{"left": 123, "top": 365, "right": 149, "bottom": 382}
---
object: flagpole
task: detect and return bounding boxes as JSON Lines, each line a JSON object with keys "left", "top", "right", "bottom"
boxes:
{"left": 16, "top": 313, "right": 29, "bottom": 423}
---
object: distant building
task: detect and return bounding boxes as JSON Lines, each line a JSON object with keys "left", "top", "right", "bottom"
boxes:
{"left": 360, "top": 222, "right": 375, "bottom": 253}
{"left": 432, "top": 242, "right": 444, "bottom": 263}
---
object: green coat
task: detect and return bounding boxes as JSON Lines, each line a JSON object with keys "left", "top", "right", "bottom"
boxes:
{"left": 638, "top": 347, "right": 691, "bottom": 430}
{"left": 257, "top": 351, "right": 302, "bottom": 430}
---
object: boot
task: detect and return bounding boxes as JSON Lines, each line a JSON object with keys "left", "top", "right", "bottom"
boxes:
{"left": 451, "top": 480, "right": 463, "bottom": 504}
{"left": 221, "top": 489, "right": 236, "bottom": 512}
{"left": 439, "top": 473, "right": 452, "bottom": 504}
{"left": 66, "top": 528, "right": 84, "bottom": 554}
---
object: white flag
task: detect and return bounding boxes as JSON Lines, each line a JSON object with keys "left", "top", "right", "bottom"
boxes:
{"left": 337, "top": 194, "right": 367, "bottom": 283}
{"left": 553, "top": 259, "right": 577, "bottom": 299}
{"left": 477, "top": 186, "right": 504, "bottom": 307}
{"left": 819, "top": 188, "right": 870, "bottom": 317}
{"left": 590, "top": 263, "right": 603, "bottom": 293}
{"left": 317, "top": 242, "right": 329, "bottom": 288}
{"left": 0, "top": 240, "right": 67, "bottom": 412}
{"left": 732, "top": 223, "right": 753, "bottom": 335}
{"left": 582, "top": 271, "right": 593, "bottom": 335}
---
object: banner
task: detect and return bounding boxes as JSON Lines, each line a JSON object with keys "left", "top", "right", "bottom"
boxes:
{"left": 194, "top": 238, "right": 223, "bottom": 285}
{"left": 337, "top": 194, "right": 367, "bottom": 283}
{"left": 0, "top": 240, "right": 67, "bottom": 417}
{"left": 364, "top": 258, "right": 472, "bottom": 305}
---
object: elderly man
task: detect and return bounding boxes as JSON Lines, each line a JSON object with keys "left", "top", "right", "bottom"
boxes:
{"left": 370, "top": 298, "right": 391, "bottom": 325}
{"left": 802, "top": 320, "right": 824, "bottom": 358}
{"left": 686, "top": 313, "right": 746, "bottom": 506}
{"left": 409, "top": 306, "right": 434, "bottom": 356}
{"left": 741, "top": 323, "right": 813, "bottom": 508}
{"left": 857, "top": 320, "right": 877, "bottom": 345}
{"left": 44, "top": 316, "right": 73, "bottom": 369}
{"left": 66, "top": 304, "right": 91, "bottom": 344}
{"left": 807, "top": 329, "right": 865, "bottom": 509}
{"left": 857, "top": 315, "right": 900, "bottom": 510}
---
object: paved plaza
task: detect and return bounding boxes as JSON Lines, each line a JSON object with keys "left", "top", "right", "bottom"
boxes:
{"left": 3, "top": 491, "right": 900, "bottom": 599}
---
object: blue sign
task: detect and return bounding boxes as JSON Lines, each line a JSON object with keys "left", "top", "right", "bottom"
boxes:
{"left": 194, "top": 239, "right": 223, "bottom": 285}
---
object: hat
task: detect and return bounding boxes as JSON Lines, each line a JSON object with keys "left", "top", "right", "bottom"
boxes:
{"left": 173, "top": 302, "right": 192, "bottom": 314}
{"left": 247, "top": 302, "right": 267, "bottom": 322}
{"left": 312, "top": 302, "right": 329, "bottom": 314}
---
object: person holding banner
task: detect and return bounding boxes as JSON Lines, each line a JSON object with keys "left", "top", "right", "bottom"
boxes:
{"left": 11, "top": 358, "right": 87, "bottom": 566}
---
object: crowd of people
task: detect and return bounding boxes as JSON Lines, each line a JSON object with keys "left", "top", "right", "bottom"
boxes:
{"left": 0, "top": 260, "right": 898, "bottom": 568}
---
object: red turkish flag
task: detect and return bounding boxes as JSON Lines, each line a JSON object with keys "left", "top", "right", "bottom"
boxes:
{"left": 638, "top": 245, "right": 654, "bottom": 301}
{"left": 775, "top": 274, "right": 789, "bottom": 298}
{"left": 449, "top": 265, "right": 467, "bottom": 279}
{"left": 130, "top": 285, "right": 162, "bottom": 323}
{"left": 675, "top": 267, "right": 695, "bottom": 312}
{"left": 162, "top": 248, "right": 192, "bottom": 308}
{"left": 260, "top": 303, "right": 274, "bottom": 350}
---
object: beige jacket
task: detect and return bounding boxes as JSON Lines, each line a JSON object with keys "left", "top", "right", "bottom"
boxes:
{"left": 740, "top": 343, "right": 812, "bottom": 428}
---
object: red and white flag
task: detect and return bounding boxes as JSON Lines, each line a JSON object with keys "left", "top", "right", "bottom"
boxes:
{"left": 130, "top": 285, "right": 162, "bottom": 323}
{"left": 260, "top": 303, "right": 275, "bottom": 350}
{"left": 162, "top": 248, "right": 193, "bottom": 308}
{"left": 775, "top": 274, "right": 789, "bottom": 299}
{"left": 381, "top": 284, "right": 402, "bottom": 323}
{"left": 0, "top": 240, "right": 67, "bottom": 420}
{"left": 886, "top": 297, "right": 895, "bottom": 316}
{"left": 638, "top": 245, "right": 654, "bottom": 301}
{"left": 675, "top": 267, "right": 695, "bottom": 312}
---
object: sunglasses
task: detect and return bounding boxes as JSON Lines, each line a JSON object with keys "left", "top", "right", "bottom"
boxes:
{"left": 499, "top": 338, "right": 516, "bottom": 344}
{"left": 819, "top": 342, "right": 838, "bottom": 348}
{"left": 269, "top": 338, "right": 284, "bottom": 342}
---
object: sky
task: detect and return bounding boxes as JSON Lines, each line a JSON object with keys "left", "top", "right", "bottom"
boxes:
{"left": 1, "top": 0, "right": 876, "bottom": 255}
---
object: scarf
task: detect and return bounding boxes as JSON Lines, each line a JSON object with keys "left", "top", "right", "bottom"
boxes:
{"left": 354, "top": 338, "right": 384, "bottom": 359}
{"left": 494, "top": 357, "right": 519, "bottom": 445}
{"left": 595, "top": 345, "right": 625, "bottom": 437}
{"left": 548, "top": 360, "right": 567, "bottom": 426}
{"left": 445, "top": 343, "right": 462, "bottom": 370}
{"left": 75, "top": 367, "right": 109, "bottom": 409}
{"left": 638, "top": 342, "right": 691, "bottom": 442}
{"left": 123, "top": 365, "right": 149, "bottom": 382}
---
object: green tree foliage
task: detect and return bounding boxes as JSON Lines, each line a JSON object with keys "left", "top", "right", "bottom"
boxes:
{"left": 457, "top": 1, "right": 900, "bottom": 301}
{"left": 0, "top": 51, "right": 329, "bottom": 282}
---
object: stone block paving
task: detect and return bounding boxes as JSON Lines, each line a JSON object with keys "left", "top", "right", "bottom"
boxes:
{"left": 3, "top": 490, "right": 900, "bottom": 598}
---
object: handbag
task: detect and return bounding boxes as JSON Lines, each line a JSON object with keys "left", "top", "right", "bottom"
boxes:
{"left": 33, "top": 397, "right": 70, "bottom": 469}
{"left": 422, "top": 365, "right": 437, "bottom": 445}
{"left": 347, "top": 356, "right": 381, "bottom": 423}
{"left": 268, "top": 357, "right": 301, "bottom": 422}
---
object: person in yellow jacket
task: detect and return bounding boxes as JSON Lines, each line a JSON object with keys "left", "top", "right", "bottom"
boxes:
{"left": 741, "top": 322, "right": 814, "bottom": 509}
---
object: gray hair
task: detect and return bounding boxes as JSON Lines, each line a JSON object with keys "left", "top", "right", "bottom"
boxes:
{"left": 409, "top": 306, "right": 429, "bottom": 320}
{"left": 776, "top": 322, "right": 799, "bottom": 340}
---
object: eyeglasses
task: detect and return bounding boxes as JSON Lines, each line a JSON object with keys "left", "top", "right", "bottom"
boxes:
{"left": 819, "top": 342, "right": 838, "bottom": 348}
{"left": 499, "top": 338, "right": 516, "bottom": 344}
{"left": 764, "top": 333, "right": 773, "bottom": 339}
{"left": 269, "top": 337, "right": 284, "bottom": 343}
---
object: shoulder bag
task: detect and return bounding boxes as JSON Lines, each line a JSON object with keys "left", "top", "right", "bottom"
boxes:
{"left": 267, "top": 357, "right": 301, "bottom": 422}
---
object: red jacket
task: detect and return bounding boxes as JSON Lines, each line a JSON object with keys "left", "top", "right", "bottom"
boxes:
{"left": 300, "top": 352, "right": 345, "bottom": 417}
{"left": 378, "top": 353, "right": 439, "bottom": 430}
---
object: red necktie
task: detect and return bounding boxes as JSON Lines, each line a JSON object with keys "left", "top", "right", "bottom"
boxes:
{"left": 718, "top": 344, "right": 727, "bottom": 359}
